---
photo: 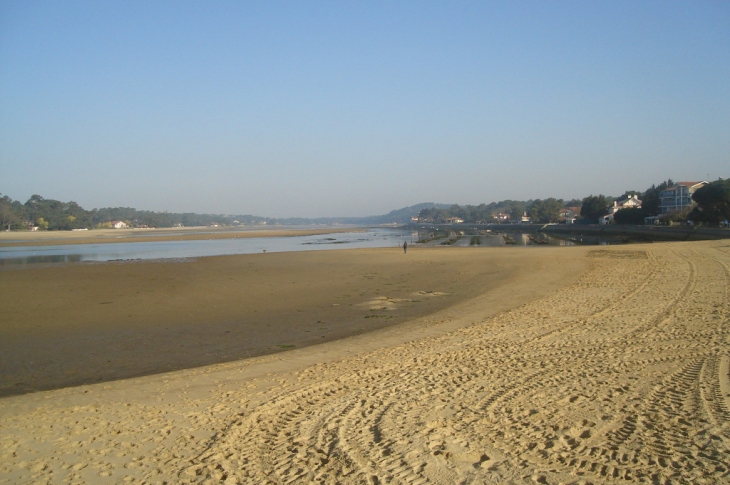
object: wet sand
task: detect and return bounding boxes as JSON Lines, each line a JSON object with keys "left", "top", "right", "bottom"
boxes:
{"left": 0, "top": 245, "right": 582, "bottom": 397}
{"left": 2, "top": 240, "right": 729, "bottom": 484}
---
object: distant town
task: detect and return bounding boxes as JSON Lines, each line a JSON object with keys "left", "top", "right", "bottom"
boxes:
{"left": 1, "top": 178, "right": 728, "bottom": 232}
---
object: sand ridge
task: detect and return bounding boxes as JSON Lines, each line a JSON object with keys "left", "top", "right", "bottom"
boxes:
{"left": 1, "top": 241, "right": 730, "bottom": 484}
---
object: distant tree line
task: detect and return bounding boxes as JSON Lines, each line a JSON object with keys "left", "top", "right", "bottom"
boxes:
{"left": 0, "top": 194, "right": 244, "bottom": 231}
{"left": 0, "top": 195, "right": 445, "bottom": 231}
{"left": 2, "top": 178, "right": 729, "bottom": 232}
{"left": 418, "top": 199, "right": 580, "bottom": 224}
{"left": 418, "top": 203, "right": 518, "bottom": 224}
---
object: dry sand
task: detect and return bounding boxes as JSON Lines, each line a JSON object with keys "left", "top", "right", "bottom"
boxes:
{"left": 1, "top": 240, "right": 730, "bottom": 484}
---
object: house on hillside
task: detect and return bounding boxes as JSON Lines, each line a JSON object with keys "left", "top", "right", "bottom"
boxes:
{"left": 659, "top": 181, "right": 708, "bottom": 214}
{"left": 600, "top": 194, "right": 644, "bottom": 224}
{"left": 111, "top": 220, "right": 128, "bottom": 229}
{"left": 446, "top": 217, "right": 464, "bottom": 224}
{"left": 611, "top": 194, "right": 642, "bottom": 213}
{"left": 559, "top": 207, "right": 579, "bottom": 224}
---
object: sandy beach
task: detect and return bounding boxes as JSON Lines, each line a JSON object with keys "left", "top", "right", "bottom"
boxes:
{"left": 1, "top": 240, "right": 730, "bottom": 484}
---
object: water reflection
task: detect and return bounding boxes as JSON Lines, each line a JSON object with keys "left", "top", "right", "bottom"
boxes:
{"left": 415, "top": 230, "right": 577, "bottom": 247}
{"left": 0, "top": 228, "right": 620, "bottom": 266}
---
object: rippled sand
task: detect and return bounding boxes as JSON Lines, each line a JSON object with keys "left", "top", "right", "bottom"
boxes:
{"left": 2, "top": 240, "right": 729, "bottom": 484}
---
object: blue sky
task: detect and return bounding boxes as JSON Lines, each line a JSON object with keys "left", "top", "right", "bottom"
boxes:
{"left": 1, "top": 1, "right": 728, "bottom": 217}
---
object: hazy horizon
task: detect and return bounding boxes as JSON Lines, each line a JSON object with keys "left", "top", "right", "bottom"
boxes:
{"left": 2, "top": 1, "right": 728, "bottom": 218}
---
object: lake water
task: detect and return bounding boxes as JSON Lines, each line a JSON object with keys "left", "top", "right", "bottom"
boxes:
{"left": 0, "top": 228, "right": 594, "bottom": 265}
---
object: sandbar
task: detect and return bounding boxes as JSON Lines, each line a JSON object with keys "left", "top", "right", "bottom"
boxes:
{"left": 0, "top": 226, "right": 366, "bottom": 247}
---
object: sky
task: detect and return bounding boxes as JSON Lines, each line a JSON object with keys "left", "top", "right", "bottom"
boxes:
{"left": 1, "top": 1, "right": 728, "bottom": 218}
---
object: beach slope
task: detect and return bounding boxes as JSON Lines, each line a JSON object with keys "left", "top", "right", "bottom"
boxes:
{"left": 2, "top": 241, "right": 730, "bottom": 484}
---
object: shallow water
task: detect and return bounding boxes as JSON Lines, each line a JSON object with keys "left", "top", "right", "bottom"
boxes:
{"left": 0, "top": 228, "right": 416, "bottom": 265}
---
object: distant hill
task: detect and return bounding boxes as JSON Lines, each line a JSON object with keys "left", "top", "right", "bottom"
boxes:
{"left": 361, "top": 202, "right": 453, "bottom": 224}
{"left": 256, "top": 203, "right": 453, "bottom": 226}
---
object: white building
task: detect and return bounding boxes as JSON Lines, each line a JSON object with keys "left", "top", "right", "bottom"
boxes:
{"left": 609, "top": 194, "right": 642, "bottom": 214}
{"left": 600, "top": 195, "right": 643, "bottom": 224}
{"left": 659, "top": 182, "right": 707, "bottom": 214}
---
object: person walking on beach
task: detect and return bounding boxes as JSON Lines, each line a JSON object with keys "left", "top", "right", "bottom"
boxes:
{"left": 403, "top": 241, "right": 407, "bottom": 253}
